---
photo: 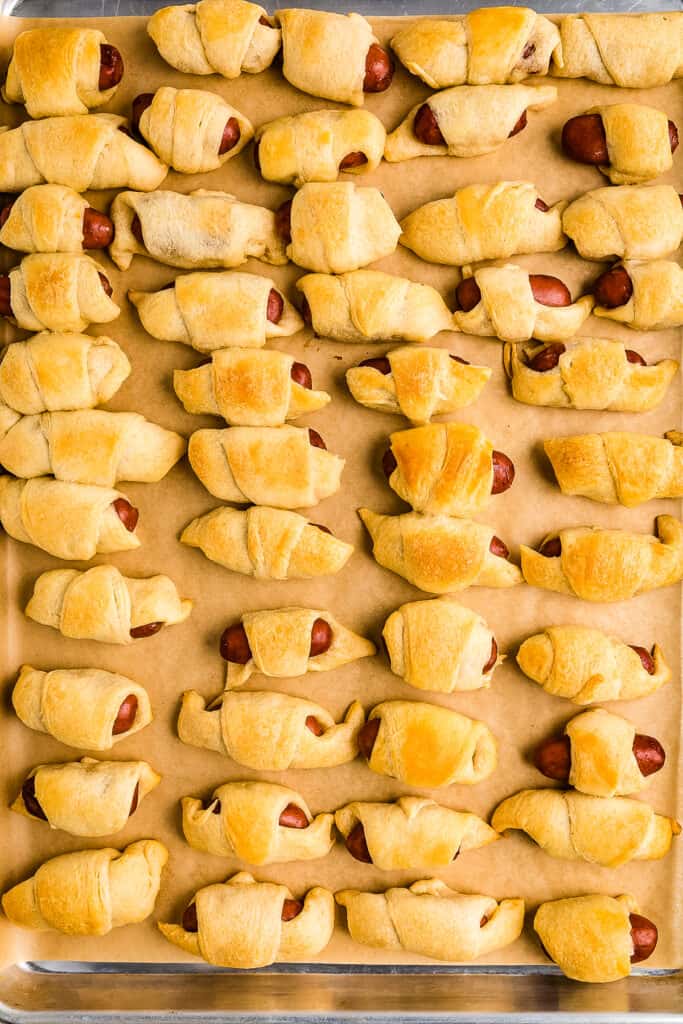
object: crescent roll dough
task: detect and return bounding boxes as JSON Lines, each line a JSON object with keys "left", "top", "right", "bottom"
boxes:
{"left": 288, "top": 184, "right": 401, "bottom": 274}
{"left": 223, "top": 607, "right": 375, "bottom": 689}
{"left": 4, "top": 254, "right": 119, "bottom": 332}
{"left": 0, "top": 409, "right": 185, "bottom": 486}
{"left": 0, "top": 477, "right": 140, "bottom": 560}
{"left": 400, "top": 182, "right": 567, "bottom": 266}
{"left": 336, "top": 879, "right": 524, "bottom": 963}
{"left": 581, "top": 104, "right": 675, "bottom": 185}
{"left": 0, "top": 332, "right": 129, "bottom": 415}
{"left": 516, "top": 625, "right": 670, "bottom": 705}
{"left": 110, "top": 189, "right": 287, "bottom": 272}
{"left": 297, "top": 270, "right": 452, "bottom": 344}
{"left": 0, "top": 185, "right": 99, "bottom": 254}
{"left": 277, "top": 9, "right": 381, "bottom": 107}
{"left": 0, "top": 114, "right": 168, "bottom": 193}
{"left": 147, "top": 0, "right": 281, "bottom": 78}
{"left": 521, "top": 515, "right": 683, "bottom": 602}
{"left": 178, "top": 689, "right": 365, "bottom": 770}
{"left": 256, "top": 110, "right": 385, "bottom": 187}
{"left": 25, "top": 565, "right": 193, "bottom": 644}
{"left": 174, "top": 349, "right": 329, "bottom": 425}
{"left": 384, "top": 422, "right": 503, "bottom": 517}
{"left": 544, "top": 431, "right": 683, "bottom": 506}
{"left": 335, "top": 797, "right": 499, "bottom": 870}
{"left": 453, "top": 264, "right": 594, "bottom": 343}
{"left": 182, "top": 781, "right": 334, "bottom": 863}
{"left": 181, "top": 505, "right": 353, "bottom": 579}
{"left": 188, "top": 425, "right": 344, "bottom": 507}
{"left": 359, "top": 508, "right": 522, "bottom": 594}
{"left": 3, "top": 28, "right": 122, "bottom": 118}
{"left": 505, "top": 339, "right": 678, "bottom": 412}
{"left": 12, "top": 758, "right": 161, "bottom": 837}
{"left": 594, "top": 261, "right": 683, "bottom": 331}
{"left": 2, "top": 840, "right": 168, "bottom": 935}
{"left": 383, "top": 598, "right": 501, "bottom": 693}
{"left": 534, "top": 894, "right": 640, "bottom": 983}
{"left": 556, "top": 708, "right": 657, "bottom": 798}
{"left": 137, "top": 87, "right": 254, "bottom": 173}
{"left": 363, "top": 700, "right": 497, "bottom": 788}
{"left": 385, "top": 84, "right": 557, "bottom": 162}
{"left": 159, "top": 871, "right": 334, "bottom": 968}
{"left": 492, "top": 789, "right": 680, "bottom": 866}
{"left": 553, "top": 13, "right": 683, "bottom": 87}
{"left": 12, "top": 664, "right": 152, "bottom": 750}
{"left": 391, "top": 9, "right": 560, "bottom": 88}
{"left": 129, "top": 271, "right": 302, "bottom": 351}
{"left": 563, "top": 185, "right": 683, "bottom": 261}
{"left": 346, "top": 346, "right": 491, "bottom": 425}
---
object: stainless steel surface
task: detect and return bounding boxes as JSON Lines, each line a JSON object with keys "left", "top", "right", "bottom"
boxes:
{"left": 0, "top": 0, "right": 682, "bottom": 1018}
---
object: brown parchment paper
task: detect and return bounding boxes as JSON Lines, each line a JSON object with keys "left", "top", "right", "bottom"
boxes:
{"left": 0, "top": 11, "right": 681, "bottom": 972}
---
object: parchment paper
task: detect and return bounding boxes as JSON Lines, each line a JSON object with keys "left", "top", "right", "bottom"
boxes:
{"left": 0, "top": 11, "right": 681, "bottom": 971}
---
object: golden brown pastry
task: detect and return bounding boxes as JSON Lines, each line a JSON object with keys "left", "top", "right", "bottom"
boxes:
{"left": 563, "top": 185, "right": 683, "bottom": 261}
{"left": 0, "top": 332, "right": 130, "bottom": 415}
{"left": 174, "top": 349, "right": 329, "bottom": 425}
{"left": 385, "top": 84, "right": 557, "bottom": 162}
{"left": 182, "top": 781, "right": 334, "bottom": 863}
{"left": 0, "top": 254, "right": 119, "bottom": 332}
{"left": 297, "top": 270, "right": 452, "bottom": 344}
{"left": 12, "top": 664, "right": 152, "bottom": 750}
{"left": 359, "top": 508, "right": 522, "bottom": 594}
{"left": 383, "top": 597, "right": 501, "bottom": 693}
{"left": 520, "top": 515, "right": 683, "bottom": 602}
{"left": 2, "top": 840, "right": 167, "bottom": 935}
{"left": 562, "top": 104, "right": 677, "bottom": 185}
{"left": 129, "top": 271, "right": 302, "bottom": 351}
{"left": 383, "top": 422, "right": 514, "bottom": 517}
{"left": 147, "top": 0, "right": 281, "bottom": 79}
{"left": 400, "top": 182, "right": 567, "bottom": 266}
{"left": 335, "top": 797, "right": 499, "bottom": 869}
{"left": 109, "top": 189, "right": 287, "bottom": 272}
{"left": 552, "top": 13, "right": 683, "bottom": 87}
{"left": 358, "top": 700, "right": 497, "bottom": 788}
{"left": 178, "top": 689, "right": 365, "bottom": 770}
{"left": 0, "top": 185, "right": 113, "bottom": 254}
{"left": 285, "top": 183, "right": 401, "bottom": 274}
{"left": 504, "top": 338, "right": 678, "bottom": 412}
{"left": 0, "top": 114, "right": 167, "bottom": 193}
{"left": 25, "top": 565, "right": 193, "bottom": 644}
{"left": 534, "top": 894, "right": 657, "bottom": 983}
{"left": 492, "top": 789, "right": 679, "bottom": 866}
{"left": 134, "top": 87, "right": 253, "bottom": 173}
{"left": 0, "top": 409, "right": 185, "bottom": 486}
{"left": 158, "top": 871, "right": 334, "bottom": 968}
{"left": 516, "top": 625, "right": 670, "bottom": 705}
{"left": 188, "top": 425, "right": 344, "bottom": 507}
{"left": 220, "top": 607, "right": 375, "bottom": 689}
{"left": 453, "top": 264, "right": 594, "bottom": 342}
{"left": 593, "top": 260, "right": 683, "bottom": 330}
{"left": 336, "top": 880, "right": 524, "bottom": 962}
{"left": 255, "top": 110, "right": 386, "bottom": 187}
{"left": 391, "top": 9, "right": 560, "bottom": 88}
{"left": 346, "top": 346, "right": 491, "bottom": 424}
{"left": 181, "top": 506, "right": 353, "bottom": 579}
{"left": 544, "top": 431, "right": 683, "bottom": 506}
{"left": 534, "top": 708, "right": 665, "bottom": 798}
{"left": 3, "top": 27, "right": 124, "bottom": 118}
{"left": 12, "top": 758, "right": 160, "bottom": 837}
{"left": 276, "top": 9, "right": 393, "bottom": 106}
{"left": 0, "top": 477, "right": 140, "bottom": 560}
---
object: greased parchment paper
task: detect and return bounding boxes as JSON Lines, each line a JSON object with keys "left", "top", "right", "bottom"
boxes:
{"left": 0, "top": 11, "right": 681, "bottom": 971}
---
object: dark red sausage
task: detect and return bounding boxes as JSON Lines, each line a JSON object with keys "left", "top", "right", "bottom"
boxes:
{"left": 113, "top": 498, "right": 139, "bottom": 532}
{"left": 129, "top": 782, "right": 139, "bottom": 815}
{"left": 561, "top": 113, "right": 608, "bottom": 165}
{"left": 267, "top": 288, "right": 284, "bottom": 324}
{"left": 301, "top": 296, "right": 312, "bottom": 325}
{"left": 451, "top": 354, "right": 470, "bottom": 365}
{"left": 99, "top": 273, "right": 113, "bottom": 298}
{"left": 21, "top": 776, "right": 47, "bottom": 821}
{"left": 308, "top": 428, "right": 326, "bottom": 450}
{"left": 305, "top": 715, "right": 324, "bottom": 736}
{"left": 112, "top": 694, "right": 138, "bottom": 734}
{"left": 482, "top": 638, "right": 498, "bottom": 674}
{"left": 630, "top": 914, "right": 658, "bottom": 963}
{"left": 508, "top": 110, "right": 528, "bottom": 138}
{"left": 358, "top": 717, "right": 380, "bottom": 759}
{"left": 534, "top": 734, "right": 571, "bottom": 781}
{"left": 489, "top": 536, "right": 509, "bottom": 559}
{"left": 281, "top": 898, "right": 304, "bottom": 921}
{"left": 219, "top": 117, "right": 241, "bottom": 155}
{"left": 131, "top": 214, "right": 144, "bottom": 245}
{"left": 279, "top": 803, "right": 309, "bottom": 828}
{"left": 625, "top": 349, "right": 647, "bottom": 366}
{"left": 413, "top": 104, "right": 445, "bottom": 146}
{"left": 539, "top": 536, "right": 562, "bottom": 557}
{"left": 669, "top": 120, "right": 679, "bottom": 153}
{"left": 131, "top": 92, "right": 154, "bottom": 134}
{"left": 99, "top": 44, "right": 124, "bottom": 92}
{"left": 290, "top": 362, "right": 312, "bottom": 388}
{"left": 529, "top": 275, "right": 571, "bottom": 307}
{"left": 632, "top": 734, "right": 666, "bottom": 776}
{"left": 310, "top": 618, "right": 333, "bottom": 657}
{"left": 345, "top": 822, "right": 372, "bottom": 862}
{"left": 363, "top": 44, "right": 393, "bottom": 93}
{"left": 82, "top": 208, "right": 114, "bottom": 249}
{"left": 312, "top": 523, "right": 332, "bottom": 535}
{"left": 527, "top": 343, "right": 566, "bottom": 372}
{"left": 130, "top": 622, "right": 163, "bottom": 639}
{"left": 359, "top": 356, "right": 391, "bottom": 374}
{"left": 631, "top": 645, "right": 656, "bottom": 675}
{"left": 535, "top": 198, "right": 550, "bottom": 212}
{"left": 340, "top": 151, "right": 368, "bottom": 170}
{"left": 593, "top": 265, "right": 633, "bottom": 309}
{"left": 455, "top": 278, "right": 481, "bottom": 312}
{"left": 220, "top": 623, "right": 252, "bottom": 664}
{"left": 491, "top": 451, "right": 515, "bottom": 494}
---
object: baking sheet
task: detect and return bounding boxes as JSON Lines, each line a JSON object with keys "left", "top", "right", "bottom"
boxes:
{"left": 0, "top": 11, "right": 681, "bottom": 973}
